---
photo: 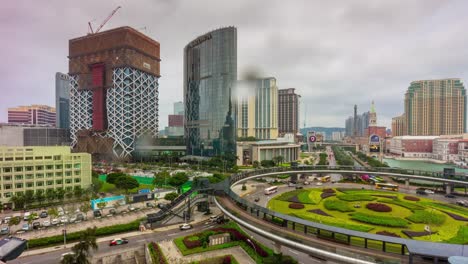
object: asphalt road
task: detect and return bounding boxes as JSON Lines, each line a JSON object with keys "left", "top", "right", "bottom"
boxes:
{"left": 10, "top": 222, "right": 218, "bottom": 264}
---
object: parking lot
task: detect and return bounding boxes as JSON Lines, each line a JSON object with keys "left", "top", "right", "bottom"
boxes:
{"left": 0, "top": 200, "right": 162, "bottom": 240}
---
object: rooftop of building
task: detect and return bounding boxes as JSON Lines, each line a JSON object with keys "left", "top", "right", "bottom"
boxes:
{"left": 410, "top": 78, "right": 461, "bottom": 84}
{"left": 393, "top": 136, "right": 440, "bottom": 140}
{"left": 7, "top": 105, "right": 55, "bottom": 112}
{"left": 185, "top": 26, "right": 236, "bottom": 49}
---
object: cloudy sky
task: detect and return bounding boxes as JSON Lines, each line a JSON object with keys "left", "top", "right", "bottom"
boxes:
{"left": 1, "top": 0, "right": 468, "bottom": 129}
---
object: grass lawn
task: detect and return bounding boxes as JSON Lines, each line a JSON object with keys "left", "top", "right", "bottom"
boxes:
{"left": 99, "top": 180, "right": 154, "bottom": 194}
{"left": 445, "top": 226, "right": 468, "bottom": 244}
{"left": 268, "top": 187, "right": 468, "bottom": 243}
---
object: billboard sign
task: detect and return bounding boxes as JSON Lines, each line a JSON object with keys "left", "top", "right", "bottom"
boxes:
{"left": 369, "top": 144, "right": 380, "bottom": 153}
{"left": 369, "top": 134, "right": 380, "bottom": 144}
{"left": 309, "top": 135, "right": 317, "bottom": 142}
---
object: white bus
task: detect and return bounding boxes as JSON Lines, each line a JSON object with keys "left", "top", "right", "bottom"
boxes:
{"left": 264, "top": 186, "right": 278, "bottom": 195}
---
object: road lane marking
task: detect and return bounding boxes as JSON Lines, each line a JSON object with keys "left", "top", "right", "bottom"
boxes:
{"left": 288, "top": 249, "right": 299, "bottom": 255}
{"left": 168, "top": 233, "right": 178, "bottom": 236}
{"left": 136, "top": 239, "right": 146, "bottom": 242}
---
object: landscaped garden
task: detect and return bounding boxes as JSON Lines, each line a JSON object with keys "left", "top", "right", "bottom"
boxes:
{"left": 173, "top": 222, "right": 297, "bottom": 263}
{"left": 267, "top": 187, "right": 468, "bottom": 244}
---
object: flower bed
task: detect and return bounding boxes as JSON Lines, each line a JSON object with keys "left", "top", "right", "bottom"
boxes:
{"left": 324, "top": 200, "right": 354, "bottom": 212}
{"left": 321, "top": 192, "right": 336, "bottom": 199}
{"left": 404, "top": 196, "right": 420, "bottom": 201}
{"left": 376, "top": 231, "right": 401, "bottom": 238}
{"left": 322, "top": 188, "right": 336, "bottom": 193}
{"left": 406, "top": 210, "right": 446, "bottom": 225}
{"left": 289, "top": 203, "right": 305, "bottom": 209}
{"left": 372, "top": 195, "right": 396, "bottom": 199}
{"left": 443, "top": 211, "right": 468, "bottom": 221}
{"left": 183, "top": 235, "right": 202, "bottom": 249}
{"left": 211, "top": 227, "right": 269, "bottom": 257}
{"left": 287, "top": 196, "right": 301, "bottom": 203}
{"left": 336, "top": 194, "right": 376, "bottom": 202}
{"left": 308, "top": 209, "right": 332, "bottom": 217}
{"left": 350, "top": 212, "right": 409, "bottom": 227}
{"left": 402, "top": 230, "right": 436, "bottom": 238}
{"left": 366, "top": 203, "right": 392, "bottom": 212}
{"left": 378, "top": 198, "right": 423, "bottom": 212}
{"left": 148, "top": 242, "right": 168, "bottom": 264}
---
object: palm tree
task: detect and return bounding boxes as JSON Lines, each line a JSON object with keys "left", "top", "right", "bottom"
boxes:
{"left": 69, "top": 227, "right": 98, "bottom": 264}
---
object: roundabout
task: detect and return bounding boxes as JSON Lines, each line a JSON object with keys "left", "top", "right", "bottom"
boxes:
{"left": 267, "top": 187, "right": 468, "bottom": 244}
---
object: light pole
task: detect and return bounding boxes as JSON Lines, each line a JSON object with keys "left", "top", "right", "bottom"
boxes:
{"left": 246, "top": 238, "right": 257, "bottom": 260}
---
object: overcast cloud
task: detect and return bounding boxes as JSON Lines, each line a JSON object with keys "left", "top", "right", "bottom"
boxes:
{"left": 1, "top": 0, "right": 467, "bottom": 129}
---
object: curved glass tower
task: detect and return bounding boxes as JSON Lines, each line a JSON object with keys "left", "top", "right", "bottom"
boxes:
{"left": 184, "top": 27, "right": 237, "bottom": 157}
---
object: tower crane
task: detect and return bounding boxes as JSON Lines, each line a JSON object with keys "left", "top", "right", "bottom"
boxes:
{"left": 88, "top": 6, "right": 121, "bottom": 34}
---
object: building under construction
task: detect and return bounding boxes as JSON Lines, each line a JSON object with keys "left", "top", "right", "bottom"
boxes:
{"left": 68, "top": 26, "right": 160, "bottom": 160}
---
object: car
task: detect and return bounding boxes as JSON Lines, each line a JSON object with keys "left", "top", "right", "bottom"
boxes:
{"left": 303, "top": 181, "right": 310, "bottom": 185}
{"left": 254, "top": 197, "right": 260, "bottom": 202}
{"left": 76, "top": 214, "right": 85, "bottom": 222}
{"left": 3, "top": 217, "right": 11, "bottom": 224}
{"left": 42, "top": 221, "right": 51, "bottom": 227}
{"left": 424, "top": 189, "right": 435, "bottom": 194}
{"left": 40, "top": 211, "right": 48, "bottom": 218}
{"left": 146, "top": 202, "right": 155, "bottom": 208}
{"left": 128, "top": 205, "right": 136, "bottom": 211}
{"left": 295, "top": 186, "right": 303, "bottom": 190}
{"left": 51, "top": 218, "right": 60, "bottom": 225}
{"left": 23, "top": 212, "right": 31, "bottom": 221}
{"left": 316, "top": 182, "right": 323, "bottom": 186}
{"left": 209, "top": 215, "right": 220, "bottom": 222}
{"left": 109, "top": 238, "right": 129, "bottom": 246}
{"left": 69, "top": 216, "right": 77, "bottom": 223}
{"left": 0, "top": 227, "right": 9, "bottom": 235}
{"left": 445, "top": 194, "right": 456, "bottom": 198}
{"left": 416, "top": 189, "right": 428, "bottom": 195}
{"left": 21, "top": 224, "right": 29, "bottom": 231}
{"left": 109, "top": 208, "right": 116, "bottom": 215}
{"left": 93, "top": 210, "right": 102, "bottom": 218}
{"left": 60, "top": 216, "right": 69, "bottom": 224}
{"left": 32, "top": 222, "right": 41, "bottom": 230}
{"left": 179, "top": 223, "right": 192, "bottom": 230}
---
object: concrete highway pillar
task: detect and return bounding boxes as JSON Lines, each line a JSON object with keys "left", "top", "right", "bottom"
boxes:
{"left": 273, "top": 241, "right": 282, "bottom": 254}
{"left": 446, "top": 184, "right": 451, "bottom": 194}
{"left": 405, "top": 179, "right": 410, "bottom": 189}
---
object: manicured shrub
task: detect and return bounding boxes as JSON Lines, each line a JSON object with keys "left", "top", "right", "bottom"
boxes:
{"left": 378, "top": 198, "right": 423, "bottom": 211}
{"left": 148, "top": 242, "right": 168, "bottom": 264}
{"left": 183, "top": 235, "right": 202, "bottom": 249}
{"left": 445, "top": 226, "right": 468, "bottom": 244}
{"left": 308, "top": 209, "right": 332, "bottom": 217}
{"left": 322, "top": 188, "right": 336, "bottom": 193}
{"left": 443, "top": 211, "right": 468, "bottom": 221}
{"left": 321, "top": 192, "right": 336, "bottom": 199}
{"left": 212, "top": 227, "right": 269, "bottom": 257}
{"left": 336, "top": 194, "right": 376, "bottom": 202}
{"left": 223, "top": 255, "right": 232, "bottom": 264}
{"left": 406, "top": 210, "right": 446, "bottom": 225}
{"left": 324, "top": 200, "right": 354, "bottom": 212}
{"left": 350, "top": 212, "right": 409, "bottom": 227}
{"left": 288, "top": 203, "right": 305, "bottom": 209}
{"left": 366, "top": 203, "right": 392, "bottom": 212}
{"left": 404, "top": 196, "right": 420, "bottom": 201}
{"left": 402, "top": 230, "right": 434, "bottom": 238}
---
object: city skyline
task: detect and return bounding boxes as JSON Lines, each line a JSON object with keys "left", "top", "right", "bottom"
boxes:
{"left": 3, "top": 1, "right": 468, "bottom": 129}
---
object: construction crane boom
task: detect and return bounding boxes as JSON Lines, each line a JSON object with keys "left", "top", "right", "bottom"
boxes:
{"left": 89, "top": 6, "right": 121, "bottom": 34}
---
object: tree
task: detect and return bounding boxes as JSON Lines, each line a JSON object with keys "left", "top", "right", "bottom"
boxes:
{"left": 64, "top": 227, "right": 98, "bottom": 264}
{"left": 46, "top": 189, "right": 56, "bottom": 202}
{"left": 106, "top": 172, "right": 126, "bottom": 184}
{"left": 27, "top": 213, "right": 37, "bottom": 225}
{"left": 65, "top": 190, "right": 74, "bottom": 200}
{"left": 168, "top": 172, "right": 189, "bottom": 187}
{"left": 153, "top": 170, "right": 170, "bottom": 188}
{"left": 91, "top": 177, "right": 102, "bottom": 193}
{"left": 80, "top": 203, "right": 91, "bottom": 215}
{"left": 24, "top": 190, "right": 35, "bottom": 206}
{"left": 253, "top": 160, "right": 260, "bottom": 168}
{"left": 164, "top": 192, "right": 178, "bottom": 201}
{"left": 74, "top": 186, "right": 83, "bottom": 199}
{"left": 48, "top": 208, "right": 59, "bottom": 218}
{"left": 10, "top": 194, "right": 25, "bottom": 210}
{"left": 273, "top": 156, "right": 284, "bottom": 166}
{"left": 56, "top": 188, "right": 66, "bottom": 201}
{"left": 8, "top": 217, "right": 20, "bottom": 226}
{"left": 261, "top": 160, "right": 275, "bottom": 168}
{"left": 35, "top": 190, "right": 45, "bottom": 205}
{"left": 60, "top": 253, "right": 76, "bottom": 264}
{"left": 114, "top": 176, "right": 139, "bottom": 193}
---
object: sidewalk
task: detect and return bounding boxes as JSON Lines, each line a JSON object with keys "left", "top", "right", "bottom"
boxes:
{"left": 159, "top": 239, "right": 255, "bottom": 264}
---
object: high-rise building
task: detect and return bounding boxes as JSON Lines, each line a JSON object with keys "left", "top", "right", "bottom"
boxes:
{"left": 404, "top": 79, "right": 466, "bottom": 136}
{"left": 8, "top": 105, "right": 56, "bottom": 126}
{"left": 68, "top": 27, "right": 160, "bottom": 159}
{"left": 184, "top": 27, "right": 237, "bottom": 156}
{"left": 278, "top": 88, "right": 300, "bottom": 136}
{"left": 344, "top": 109, "right": 369, "bottom": 137}
{"left": 173, "top": 101, "right": 184, "bottom": 116}
{"left": 0, "top": 146, "right": 91, "bottom": 206}
{"left": 236, "top": 78, "right": 278, "bottom": 140}
{"left": 56, "top": 72, "right": 70, "bottom": 129}
{"left": 391, "top": 115, "right": 405, "bottom": 137}
{"left": 168, "top": 115, "right": 183, "bottom": 127}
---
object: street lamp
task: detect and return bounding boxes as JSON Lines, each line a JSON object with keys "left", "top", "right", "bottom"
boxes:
{"left": 246, "top": 238, "right": 257, "bottom": 258}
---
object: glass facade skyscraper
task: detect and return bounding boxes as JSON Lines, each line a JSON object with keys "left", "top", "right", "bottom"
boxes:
{"left": 55, "top": 72, "right": 70, "bottom": 129}
{"left": 184, "top": 27, "right": 237, "bottom": 156}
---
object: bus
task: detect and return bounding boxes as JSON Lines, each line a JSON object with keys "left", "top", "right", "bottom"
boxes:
{"left": 375, "top": 183, "right": 399, "bottom": 191}
{"left": 264, "top": 186, "right": 278, "bottom": 195}
{"left": 321, "top": 175, "right": 331, "bottom": 183}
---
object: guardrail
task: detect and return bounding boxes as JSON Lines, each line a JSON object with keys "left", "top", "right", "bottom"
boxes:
{"left": 220, "top": 167, "right": 468, "bottom": 263}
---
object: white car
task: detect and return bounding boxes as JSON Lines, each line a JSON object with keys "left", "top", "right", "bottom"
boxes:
{"left": 60, "top": 216, "right": 69, "bottom": 224}
{"left": 69, "top": 216, "right": 77, "bottom": 223}
{"left": 42, "top": 221, "right": 51, "bottom": 227}
{"left": 316, "top": 182, "right": 323, "bottom": 186}
{"left": 51, "top": 219, "right": 60, "bottom": 225}
{"left": 179, "top": 223, "right": 192, "bottom": 230}
{"left": 425, "top": 189, "right": 435, "bottom": 194}
{"left": 3, "top": 217, "right": 11, "bottom": 224}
